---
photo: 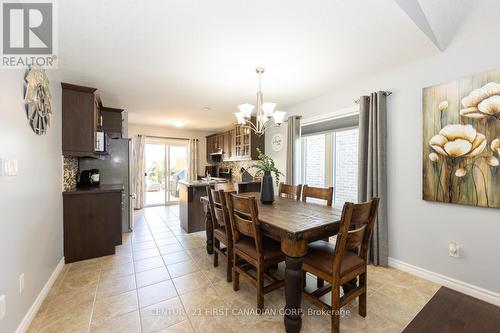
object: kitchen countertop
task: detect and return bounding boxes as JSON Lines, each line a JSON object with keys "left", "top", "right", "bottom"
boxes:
{"left": 178, "top": 180, "right": 227, "bottom": 188}
{"left": 63, "top": 184, "right": 124, "bottom": 195}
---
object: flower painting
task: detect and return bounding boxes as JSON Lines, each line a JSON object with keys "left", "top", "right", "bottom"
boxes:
{"left": 423, "top": 68, "right": 500, "bottom": 208}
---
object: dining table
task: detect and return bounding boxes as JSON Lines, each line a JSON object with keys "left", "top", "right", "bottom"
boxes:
{"left": 200, "top": 192, "right": 342, "bottom": 333}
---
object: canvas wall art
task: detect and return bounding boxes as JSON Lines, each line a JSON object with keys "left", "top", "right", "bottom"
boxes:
{"left": 423, "top": 68, "right": 500, "bottom": 208}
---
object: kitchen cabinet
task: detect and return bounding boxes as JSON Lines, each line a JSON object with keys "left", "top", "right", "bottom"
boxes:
{"left": 63, "top": 187, "right": 123, "bottom": 263}
{"left": 102, "top": 107, "right": 124, "bottom": 139}
{"left": 205, "top": 118, "right": 265, "bottom": 162}
{"left": 62, "top": 83, "right": 104, "bottom": 157}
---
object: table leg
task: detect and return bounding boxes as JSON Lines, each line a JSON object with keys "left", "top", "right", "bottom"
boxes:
{"left": 202, "top": 201, "right": 213, "bottom": 254}
{"left": 284, "top": 256, "right": 303, "bottom": 333}
{"left": 282, "top": 238, "right": 307, "bottom": 333}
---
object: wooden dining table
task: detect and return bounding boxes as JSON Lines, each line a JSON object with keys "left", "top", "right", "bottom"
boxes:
{"left": 201, "top": 192, "right": 342, "bottom": 333}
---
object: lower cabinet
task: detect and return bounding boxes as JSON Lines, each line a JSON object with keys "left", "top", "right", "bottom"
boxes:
{"left": 63, "top": 190, "right": 122, "bottom": 263}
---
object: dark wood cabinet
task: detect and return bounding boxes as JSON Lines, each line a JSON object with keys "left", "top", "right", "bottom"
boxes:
{"left": 62, "top": 83, "right": 103, "bottom": 157}
{"left": 206, "top": 118, "right": 265, "bottom": 162}
{"left": 63, "top": 189, "right": 122, "bottom": 263}
{"left": 102, "top": 107, "right": 124, "bottom": 139}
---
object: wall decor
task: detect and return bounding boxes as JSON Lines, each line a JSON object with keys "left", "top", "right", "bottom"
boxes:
{"left": 271, "top": 133, "right": 283, "bottom": 151}
{"left": 24, "top": 66, "right": 52, "bottom": 135}
{"left": 423, "top": 68, "right": 500, "bottom": 208}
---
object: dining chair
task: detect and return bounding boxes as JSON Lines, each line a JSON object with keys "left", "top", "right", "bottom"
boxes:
{"left": 206, "top": 187, "right": 234, "bottom": 282}
{"left": 301, "top": 185, "right": 334, "bottom": 206}
{"left": 301, "top": 184, "right": 334, "bottom": 288}
{"left": 215, "top": 182, "right": 237, "bottom": 192}
{"left": 225, "top": 193, "right": 285, "bottom": 311}
{"left": 278, "top": 182, "right": 302, "bottom": 200}
{"left": 301, "top": 198, "right": 380, "bottom": 333}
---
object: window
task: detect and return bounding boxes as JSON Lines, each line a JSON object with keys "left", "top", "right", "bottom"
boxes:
{"left": 301, "top": 127, "right": 358, "bottom": 206}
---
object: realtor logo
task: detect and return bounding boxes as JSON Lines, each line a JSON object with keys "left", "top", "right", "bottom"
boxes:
{"left": 1, "top": 0, "right": 57, "bottom": 68}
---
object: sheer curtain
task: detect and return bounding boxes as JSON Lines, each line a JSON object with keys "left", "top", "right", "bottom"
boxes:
{"left": 132, "top": 135, "right": 146, "bottom": 209}
{"left": 358, "top": 92, "right": 388, "bottom": 266}
{"left": 188, "top": 139, "right": 199, "bottom": 181}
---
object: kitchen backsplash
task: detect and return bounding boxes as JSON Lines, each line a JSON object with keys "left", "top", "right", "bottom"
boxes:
{"left": 63, "top": 156, "right": 78, "bottom": 191}
{"left": 216, "top": 160, "right": 262, "bottom": 184}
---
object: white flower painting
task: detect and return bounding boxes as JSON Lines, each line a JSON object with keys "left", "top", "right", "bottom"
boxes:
{"left": 423, "top": 68, "right": 500, "bottom": 208}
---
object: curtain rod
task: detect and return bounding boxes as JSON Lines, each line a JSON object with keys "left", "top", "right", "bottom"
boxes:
{"left": 354, "top": 91, "right": 392, "bottom": 104}
{"left": 141, "top": 135, "right": 196, "bottom": 141}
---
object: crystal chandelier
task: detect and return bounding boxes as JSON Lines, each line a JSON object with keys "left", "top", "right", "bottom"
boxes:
{"left": 234, "top": 67, "right": 286, "bottom": 136}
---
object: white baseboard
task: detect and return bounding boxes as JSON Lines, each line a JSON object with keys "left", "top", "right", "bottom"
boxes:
{"left": 15, "top": 257, "right": 65, "bottom": 333}
{"left": 388, "top": 257, "right": 500, "bottom": 307}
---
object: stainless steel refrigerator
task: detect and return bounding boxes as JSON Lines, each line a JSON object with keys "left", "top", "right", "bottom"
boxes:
{"left": 79, "top": 138, "right": 135, "bottom": 231}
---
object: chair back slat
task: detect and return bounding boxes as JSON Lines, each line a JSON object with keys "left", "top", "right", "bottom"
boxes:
{"left": 234, "top": 215, "right": 255, "bottom": 238}
{"left": 302, "top": 185, "right": 334, "bottom": 206}
{"left": 345, "top": 225, "right": 366, "bottom": 251}
{"left": 350, "top": 201, "right": 373, "bottom": 227}
{"left": 278, "top": 183, "right": 302, "bottom": 200}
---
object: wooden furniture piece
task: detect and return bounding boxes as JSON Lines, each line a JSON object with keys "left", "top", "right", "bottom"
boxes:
{"left": 301, "top": 185, "right": 334, "bottom": 206}
{"left": 63, "top": 186, "right": 123, "bottom": 263}
{"left": 226, "top": 193, "right": 286, "bottom": 310}
{"left": 302, "top": 198, "right": 379, "bottom": 333}
{"left": 62, "top": 83, "right": 104, "bottom": 157}
{"left": 201, "top": 195, "right": 214, "bottom": 254}
{"left": 101, "top": 106, "right": 124, "bottom": 139}
{"left": 215, "top": 182, "right": 237, "bottom": 192}
{"left": 238, "top": 180, "right": 261, "bottom": 193}
{"left": 206, "top": 187, "right": 234, "bottom": 282}
{"left": 206, "top": 117, "right": 265, "bottom": 162}
{"left": 278, "top": 183, "right": 302, "bottom": 200}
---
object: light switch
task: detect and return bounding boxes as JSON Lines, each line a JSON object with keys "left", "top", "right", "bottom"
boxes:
{"left": 0, "top": 158, "right": 18, "bottom": 176}
{"left": 0, "top": 294, "right": 5, "bottom": 320}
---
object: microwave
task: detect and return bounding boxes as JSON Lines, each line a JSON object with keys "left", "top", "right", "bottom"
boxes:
{"left": 95, "top": 131, "right": 105, "bottom": 152}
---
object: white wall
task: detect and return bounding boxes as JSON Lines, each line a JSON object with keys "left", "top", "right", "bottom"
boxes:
{"left": 128, "top": 124, "right": 211, "bottom": 175}
{"left": 278, "top": 1, "right": 500, "bottom": 296}
{"left": 0, "top": 70, "right": 63, "bottom": 332}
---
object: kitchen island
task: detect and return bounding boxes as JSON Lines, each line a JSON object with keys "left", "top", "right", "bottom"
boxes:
{"left": 178, "top": 180, "right": 224, "bottom": 233}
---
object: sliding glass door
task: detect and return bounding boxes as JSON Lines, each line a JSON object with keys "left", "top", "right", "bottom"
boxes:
{"left": 144, "top": 138, "right": 188, "bottom": 206}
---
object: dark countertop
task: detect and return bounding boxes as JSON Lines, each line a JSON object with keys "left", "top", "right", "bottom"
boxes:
{"left": 63, "top": 184, "right": 124, "bottom": 196}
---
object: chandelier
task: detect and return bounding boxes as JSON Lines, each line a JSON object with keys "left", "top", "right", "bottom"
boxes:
{"left": 234, "top": 67, "right": 286, "bottom": 136}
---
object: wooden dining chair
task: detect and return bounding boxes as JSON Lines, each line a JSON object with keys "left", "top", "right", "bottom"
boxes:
{"left": 206, "top": 187, "right": 234, "bottom": 282}
{"left": 302, "top": 185, "right": 334, "bottom": 206}
{"left": 301, "top": 198, "right": 379, "bottom": 333}
{"left": 278, "top": 182, "right": 302, "bottom": 200}
{"left": 225, "top": 193, "right": 285, "bottom": 311}
{"left": 215, "top": 182, "right": 237, "bottom": 192}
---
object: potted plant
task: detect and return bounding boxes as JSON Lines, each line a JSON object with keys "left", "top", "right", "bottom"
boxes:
{"left": 248, "top": 148, "right": 284, "bottom": 204}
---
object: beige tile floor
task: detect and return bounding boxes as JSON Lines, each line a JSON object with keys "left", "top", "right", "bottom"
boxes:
{"left": 28, "top": 206, "right": 441, "bottom": 333}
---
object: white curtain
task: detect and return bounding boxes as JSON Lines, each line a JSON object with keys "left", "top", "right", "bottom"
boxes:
{"left": 188, "top": 139, "right": 199, "bottom": 181}
{"left": 132, "top": 135, "right": 146, "bottom": 209}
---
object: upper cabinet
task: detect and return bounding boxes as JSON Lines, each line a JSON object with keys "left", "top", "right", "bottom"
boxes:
{"left": 62, "top": 83, "right": 102, "bottom": 157}
{"left": 101, "top": 107, "right": 124, "bottom": 139}
{"left": 62, "top": 83, "right": 124, "bottom": 157}
{"left": 206, "top": 118, "right": 265, "bottom": 163}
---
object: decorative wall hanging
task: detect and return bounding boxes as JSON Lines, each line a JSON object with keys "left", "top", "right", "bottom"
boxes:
{"left": 24, "top": 66, "right": 52, "bottom": 135}
{"left": 423, "top": 68, "right": 500, "bottom": 208}
{"left": 271, "top": 133, "right": 283, "bottom": 151}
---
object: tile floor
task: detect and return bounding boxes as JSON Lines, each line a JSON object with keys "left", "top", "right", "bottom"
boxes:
{"left": 28, "top": 206, "right": 441, "bottom": 333}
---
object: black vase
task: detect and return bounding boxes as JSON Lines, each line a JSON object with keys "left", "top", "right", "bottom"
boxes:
{"left": 260, "top": 171, "right": 274, "bottom": 204}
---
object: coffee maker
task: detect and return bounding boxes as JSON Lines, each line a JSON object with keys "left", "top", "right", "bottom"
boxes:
{"left": 78, "top": 169, "right": 100, "bottom": 187}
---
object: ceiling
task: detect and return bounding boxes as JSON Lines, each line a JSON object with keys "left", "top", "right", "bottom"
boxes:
{"left": 57, "top": 0, "right": 462, "bottom": 131}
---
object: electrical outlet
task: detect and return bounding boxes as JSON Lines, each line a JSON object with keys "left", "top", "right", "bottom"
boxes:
{"left": 19, "top": 274, "right": 25, "bottom": 294}
{"left": 0, "top": 295, "right": 5, "bottom": 320}
{"left": 449, "top": 241, "right": 460, "bottom": 258}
